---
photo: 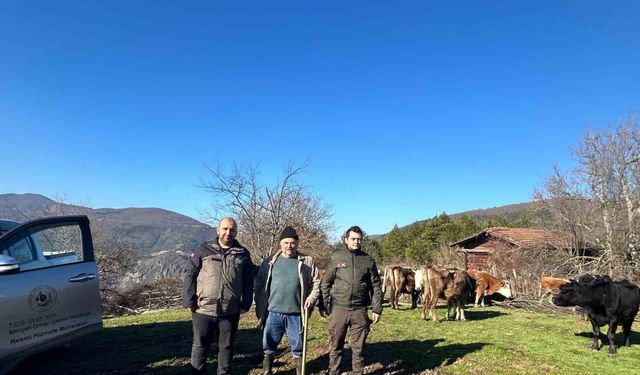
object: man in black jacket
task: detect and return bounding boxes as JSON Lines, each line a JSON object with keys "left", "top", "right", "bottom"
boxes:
{"left": 320, "top": 225, "right": 383, "bottom": 375}
{"left": 182, "top": 217, "right": 254, "bottom": 375}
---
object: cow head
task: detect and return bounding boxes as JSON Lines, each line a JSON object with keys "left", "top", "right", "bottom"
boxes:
{"left": 554, "top": 274, "right": 612, "bottom": 307}
{"left": 552, "top": 280, "right": 580, "bottom": 307}
{"left": 496, "top": 281, "right": 513, "bottom": 299}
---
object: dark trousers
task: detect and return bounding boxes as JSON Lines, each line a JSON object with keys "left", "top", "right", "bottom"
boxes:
{"left": 328, "top": 307, "right": 371, "bottom": 375}
{"left": 190, "top": 311, "right": 240, "bottom": 375}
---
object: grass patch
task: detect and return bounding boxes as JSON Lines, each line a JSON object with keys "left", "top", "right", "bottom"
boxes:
{"left": 10, "top": 305, "right": 640, "bottom": 374}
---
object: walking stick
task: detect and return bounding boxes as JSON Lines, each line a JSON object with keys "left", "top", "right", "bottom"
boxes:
{"left": 301, "top": 306, "right": 310, "bottom": 375}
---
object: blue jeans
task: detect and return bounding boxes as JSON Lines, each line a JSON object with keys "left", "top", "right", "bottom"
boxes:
{"left": 263, "top": 311, "right": 303, "bottom": 357}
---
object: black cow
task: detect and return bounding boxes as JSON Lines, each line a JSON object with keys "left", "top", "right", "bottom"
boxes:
{"left": 553, "top": 275, "right": 640, "bottom": 354}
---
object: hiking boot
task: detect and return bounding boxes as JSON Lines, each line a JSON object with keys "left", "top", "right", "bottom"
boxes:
{"left": 262, "top": 354, "right": 274, "bottom": 375}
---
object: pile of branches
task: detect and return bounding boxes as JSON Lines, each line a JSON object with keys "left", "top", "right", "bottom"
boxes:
{"left": 102, "top": 277, "right": 183, "bottom": 317}
{"left": 491, "top": 297, "right": 582, "bottom": 316}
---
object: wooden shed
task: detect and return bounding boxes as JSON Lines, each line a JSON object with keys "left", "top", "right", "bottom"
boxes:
{"left": 450, "top": 227, "right": 556, "bottom": 272}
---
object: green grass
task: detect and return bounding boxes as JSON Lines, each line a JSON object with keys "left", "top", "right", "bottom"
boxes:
{"left": 10, "top": 305, "right": 640, "bottom": 374}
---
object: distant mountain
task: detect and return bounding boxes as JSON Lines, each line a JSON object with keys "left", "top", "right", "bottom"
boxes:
{"left": 0, "top": 193, "right": 214, "bottom": 286}
{"left": 449, "top": 202, "right": 534, "bottom": 221}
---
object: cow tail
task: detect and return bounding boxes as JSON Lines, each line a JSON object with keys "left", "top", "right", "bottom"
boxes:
{"left": 427, "top": 267, "right": 435, "bottom": 308}
{"left": 382, "top": 267, "right": 388, "bottom": 296}
{"left": 391, "top": 268, "right": 396, "bottom": 296}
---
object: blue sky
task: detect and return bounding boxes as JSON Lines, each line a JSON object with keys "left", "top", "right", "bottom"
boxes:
{"left": 1, "top": 1, "right": 639, "bottom": 236}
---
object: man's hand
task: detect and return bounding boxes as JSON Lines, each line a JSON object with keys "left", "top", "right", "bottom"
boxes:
{"left": 371, "top": 312, "right": 381, "bottom": 324}
{"left": 304, "top": 297, "right": 315, "bottom": 309}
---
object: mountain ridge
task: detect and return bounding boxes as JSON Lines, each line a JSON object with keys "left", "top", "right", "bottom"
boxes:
{"left": 0, "top": 193, "right": 214, "bottom": 286}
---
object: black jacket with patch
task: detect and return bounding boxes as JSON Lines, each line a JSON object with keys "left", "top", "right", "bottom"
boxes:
{"left": 320, "top": 248, "right": 383, "bottom": 315}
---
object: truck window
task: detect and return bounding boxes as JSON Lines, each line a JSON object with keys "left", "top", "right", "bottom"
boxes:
{"left": 32, "top": 225, "right": 84, "bottom": 264}
{"left": 3, "top": 238, "right": 35, "bottom": 264}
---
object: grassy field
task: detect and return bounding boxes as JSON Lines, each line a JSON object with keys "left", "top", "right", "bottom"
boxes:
{"left": 10, "top": 304, "right": 640, "bottom": 374}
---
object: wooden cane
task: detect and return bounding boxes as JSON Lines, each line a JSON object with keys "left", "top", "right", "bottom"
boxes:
{"left": 301, "top": 306, "right": 309, "bottom": 375}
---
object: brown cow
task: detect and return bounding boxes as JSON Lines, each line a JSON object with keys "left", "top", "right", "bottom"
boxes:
{"left": 420, "top": 265, "right": 473, "bottom": 321}
{"left": 382, "top": 266, "right": 418, "bottom": 309}
{"left": 467, "top": 270, "right": 513, "bottom": 307}
{"left": 539, "top": 275, "right": 569, "bottom": 302}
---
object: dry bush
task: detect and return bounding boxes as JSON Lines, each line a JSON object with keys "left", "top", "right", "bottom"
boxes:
{"left": 489, "top": 245, "right": 584, "bottom": 299}
{"left": 428, "top": 245, "right": 465, "bottom": 269}
{"left": 103, "top": 277, "right": 183, "bottom": 316}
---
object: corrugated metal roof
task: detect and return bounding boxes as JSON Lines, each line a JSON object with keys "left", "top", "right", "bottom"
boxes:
{"left": 450, "top": 227, "right": 556, "bottom": 249}
{"left": 485, "top": 227, "right": 555, "bottom": 248}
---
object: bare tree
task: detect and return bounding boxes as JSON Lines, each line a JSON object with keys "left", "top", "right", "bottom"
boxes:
{"left": 535, "top": 115, "right": 640, "bottom": 279}
{"left": 201, "top": 160, "right": 334, "bottom": 262}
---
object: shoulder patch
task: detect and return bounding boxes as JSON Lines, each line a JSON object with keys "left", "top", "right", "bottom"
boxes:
{"left": 335, "top": 262, "right": 346, "bottom": 269}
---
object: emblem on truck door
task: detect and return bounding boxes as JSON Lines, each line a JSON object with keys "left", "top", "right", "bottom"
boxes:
{"left": 28, "top": 285, "right": 58, "bottom": 312}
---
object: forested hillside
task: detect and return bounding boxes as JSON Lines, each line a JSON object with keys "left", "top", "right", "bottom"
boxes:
{"left": 372, "top": 210, "right": 536, "bottom": 264}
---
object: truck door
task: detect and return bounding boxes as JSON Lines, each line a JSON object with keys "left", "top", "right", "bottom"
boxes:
{"left": 0, "top": 216, "right": 102, "bottom": 368}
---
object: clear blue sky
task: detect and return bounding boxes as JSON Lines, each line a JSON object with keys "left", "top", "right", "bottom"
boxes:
{"left": 1, "top": 1, "right": 639, "bottom": 236}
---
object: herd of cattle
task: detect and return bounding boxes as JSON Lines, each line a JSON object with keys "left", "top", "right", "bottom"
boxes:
{"left": 379, "top": 265, "right": 640, "bottom": 354}
{"left": 381, "top": 265, "right": 512, "bottom": 322}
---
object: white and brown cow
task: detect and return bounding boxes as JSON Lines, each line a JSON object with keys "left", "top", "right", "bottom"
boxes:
{"left": 382, "top": 266, "right": 418, "bottom": 309}
{"left": 467, "top": 270, "right": 513, "bottom": 307}
{"left": 421, "top": 265, "right": 473, "bottom": 321}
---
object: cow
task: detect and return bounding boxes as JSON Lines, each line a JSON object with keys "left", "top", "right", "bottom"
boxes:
{"left": 382, "top": 266, "right": 418, "bottom": 309}
{"left": 539, "top": 275, "right": 569, "bottom": 303}
{"left": 553, "top": 275, "right": 640, "bottom": 354}
{"left": 420, "top": 265, "right": 473, "bottom": 321}
{"left": 467, "top": 270, "right": 513, "bottom": 307}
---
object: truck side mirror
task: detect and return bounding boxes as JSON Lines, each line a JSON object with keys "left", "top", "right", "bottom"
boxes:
{"left": 0, "top": 254, "right": 19, "bottom": 274}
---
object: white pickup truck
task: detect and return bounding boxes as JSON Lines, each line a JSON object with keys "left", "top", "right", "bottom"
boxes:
{"left": 0, "top": 216, "right": 102, "bottom": 374}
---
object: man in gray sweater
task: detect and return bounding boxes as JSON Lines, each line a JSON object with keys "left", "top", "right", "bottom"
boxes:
{"left": 254, "top": 226, "right": 321, "bottom": 375}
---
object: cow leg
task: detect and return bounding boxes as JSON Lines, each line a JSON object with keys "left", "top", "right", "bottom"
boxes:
{"left": 449, "top": 301, "right": 458, "bottom": 321}
{"left": 393, "top": 290, "right": 400, "bottom": 309}
{"left": 421, "top": 291, "right": 429, "bottom": 320}
{"left": 607, "top": 320, "right": 619, "bottom": 355}
{"left": 458, "top": 301, "right": 466, "bottom": 321}
{"left": 390, "top": 288, "right": 395, "bottom": 309}
{"left": 446, "top": 301, "right": 454, "bottom": 320}
{"left": 429, "top": 296, "right": 439, "bottom": 322}
{"left": 474, "top": 290, "right": 481, "bottom": 308}
{"left": 411, "top": 292, "right": 418, "bottom": 309}
{"left": 589, "top": 318, "right": 601, "bottom": 351}
{"left": 622, "top": 319, "right": 633, "bottom": 347}
{"left": 431, "top": 304, "right": 439, "bottom": 322}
